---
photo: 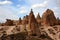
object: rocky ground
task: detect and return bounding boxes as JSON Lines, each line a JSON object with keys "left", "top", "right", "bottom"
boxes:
{"left": 0, "top": 25, "right": 60, "bottom": 40}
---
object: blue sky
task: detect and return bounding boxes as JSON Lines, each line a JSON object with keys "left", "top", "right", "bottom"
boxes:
{"left": 0, "top": 0, "right": 60, "bottom": 22}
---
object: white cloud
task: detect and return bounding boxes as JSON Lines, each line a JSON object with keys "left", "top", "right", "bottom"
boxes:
{"left": 31, "top": 3, "right": 45, "bottom": 9}
{"left": 17, "top": 6, "right": 29, "bottom": 14}
{"left": 44, "top": 0, "right": 48, "bottom": 4}
{"left": 18, "top": 9, "right": 27, "bottom": 14}
{"left": 0, "top": 0, "right": 13, "bottom": 5}
{"left": 31, "top": 0, "right": 49, "bottom": 9}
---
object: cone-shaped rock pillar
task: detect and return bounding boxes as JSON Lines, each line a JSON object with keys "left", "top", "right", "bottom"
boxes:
{"left": 28, "top": 9, "right": 40, "bottom": 36}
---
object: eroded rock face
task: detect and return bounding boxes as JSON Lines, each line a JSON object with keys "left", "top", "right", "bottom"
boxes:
{"left": 18, "top": 18, "right": 22, "bottom": 25}
{"left": 22, "top": 15, "right": 29, "bottom": 25}
{"left": 0, "top": 23, "right": 4, "bottom": 26}
{"left": 41, "top": 9, "right": 58, "bottom": 26}
{"left": 5, "top": 19, "right": 13, "bottom": 26}
{"left": 28, "top": 9, "right": 40, "bottom": 36}
{"left": 57, "top": 17, "right": 60, "bottom": 25}
{"left": 36, "top": 13, "right": 41, "bottom": 26}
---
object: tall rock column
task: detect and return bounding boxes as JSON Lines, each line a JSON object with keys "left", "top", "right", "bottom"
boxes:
{"left": 18, "top": 17, "right": 22, "bottom": 25}
{"left": 36, "top": 13, "right": 41, "bottom": 26}
{"left": 28, "top": 9, "right": 40, "bottom": 36}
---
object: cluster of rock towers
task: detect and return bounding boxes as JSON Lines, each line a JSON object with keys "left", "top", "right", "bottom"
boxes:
{"left": 1, "top": 9, "right": 60, "bottom": 26}
{"left": 0, "top": 9, "right": 60, "bottom": 36}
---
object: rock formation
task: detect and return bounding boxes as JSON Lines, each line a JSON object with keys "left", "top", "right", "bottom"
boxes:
{"left": 0, "top": 9, "right": 60, "bottom": 40}
{"left": 5, "top": 19, "right": 13, "bottom": 26}
{"left": 41, "top": 9, "right": 58, "bottom": 26}
{"left": 17, "top": 17, "right": 22, "bottom": 25}
{"left": 22, "top": 15, "right": 29, "bottom": 32}
{"left": 22, "top": 15, "right": 29, "bottom": 25}
{"left": 0, "top": 23, "right": 4, "bottom": 26}
{"left": 28, "top": 9, "right": 40, "bottom": 36}
{"left": 1, "top": 9, "right": 59, "bottom": 26}
{"left": 57, "top": 17, "right": 60, "bottom": 25}
{"left": 36, "top": 13, "right": 41, "bottom": 26}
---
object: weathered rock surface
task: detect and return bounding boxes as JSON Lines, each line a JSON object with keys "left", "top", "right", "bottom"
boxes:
{"left": 0, "top": 25, "right": 60, "bottom": 40}
{"left": 1, "top": 32, "right": 27, "bottom": 40}
{"left": 57, "top": 17, "right": 60, "bottom": 25}
{"left": 28, "top": 9, "right": 40, "bottom": 36}
{"left": 17, "top": 18, "right": 22, "bottom": 25}
{"left": 5, "top": 19, "right": 13, "bottom": 26}
{"left": 41, "top": 9, "right": 58, "bottom": 26}
{"left": 36, "top": 13, "right": 41, "bottom": 26}
{"left": 22, "top": 15, "right": 29, "bottom": 25}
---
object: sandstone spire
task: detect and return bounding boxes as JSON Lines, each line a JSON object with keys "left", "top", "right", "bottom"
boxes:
{"left": 41, "top": 9, "right": 58, "bottom": 26}
{"left": 18, "top": 17, "right": 22, "bottom": 25}
{"left": 22, "top": 15, "right": 28, "bottom": 25}
{"left": 29, "top": 9, "right": 37, "bottom": 23}
{"left": 28, "top": 9, "right": 40, "bottom": 36}
{"left": 36, "top": 13, "right": 41, "bottom": 25}
{"left": 36, "top": 13, "right": 41, "bottom": 20}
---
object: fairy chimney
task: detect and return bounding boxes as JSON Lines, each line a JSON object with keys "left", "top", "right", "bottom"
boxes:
{"left": 36, "top": 13, "right": 41, "bottom": 26}
{"left": 18, "top": 17, "right": 22, "bottom": 25}
{"left": 41, "top": 9, "right": 58, "bottom": 26}
{"left": 28, "top": 9, "right": 40, "bottom": 36}
{"left": 22, "top": 15, "right": 28, "bottom": 25}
